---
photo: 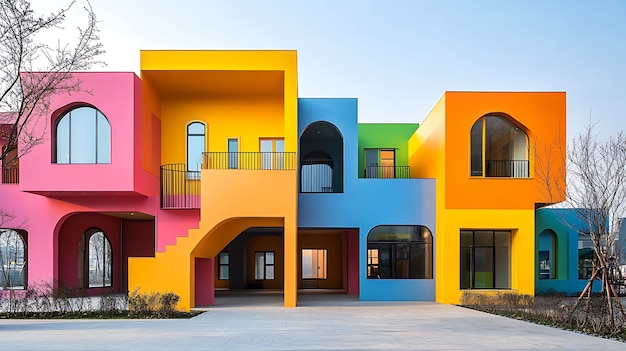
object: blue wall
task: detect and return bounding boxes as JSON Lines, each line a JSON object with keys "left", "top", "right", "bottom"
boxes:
{"left": 298, "top": 98, "right": 436, "bottom": 301}
{"left": 535, "top": 208, "right": 601, "bottom": 295}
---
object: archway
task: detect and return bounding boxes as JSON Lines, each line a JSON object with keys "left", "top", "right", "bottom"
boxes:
{"left": 300, "top": 121, "right": 343, "bottom": 192}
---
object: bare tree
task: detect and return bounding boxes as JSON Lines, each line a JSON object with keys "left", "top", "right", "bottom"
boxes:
{"left": 0, "top": 0, "right": 104, "bottom": 183}
{"left": 538, "top": 121, "right": 626, "bottom": 326}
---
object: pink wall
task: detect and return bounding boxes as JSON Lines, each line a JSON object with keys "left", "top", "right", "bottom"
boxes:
{"left": 347, "top": 229, "right": 359, "bottom": 295}
{"left": 156, "top": 209, "right": 200, "bottom": 252}
{"left": 194, "top": 257, "right": 214, "bottom": 306}
{"left": 19, "top": 72, "right": 152, "bottom": 196}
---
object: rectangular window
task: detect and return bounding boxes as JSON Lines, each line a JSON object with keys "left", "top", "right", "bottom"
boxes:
{"left": 460, "top": 230, "right": 511, "bottom": 289}
{"left": 578, "top": 234, "right": 594, "bottom": 279}
{"left": 260, "top": 138, "right": 285, "bottom": 169}
{"left": 301, "top": 249, "right": 327, "bottom": 279}
{"left": 254, "top": 251, "right": 275, "bottom": 280}
{"left": 367, "top": 248, "right": 379, "bottom": 278}
{"left": 228, "top": 138, "right": 238, "bottom": 169}
{"left": 538, "top": 250, "right": 550, "bottom": 280}
{"left": 470, "top": 119, "right": 483, "bottom": 176}
{"left": 364, "top": 149, "right": 395, "bottom": 178}
{"left": 218, "top": 252, "right": 229, "bottom": 280}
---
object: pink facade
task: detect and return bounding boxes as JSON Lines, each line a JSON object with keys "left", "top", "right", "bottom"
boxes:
{"left": 0, "top": 72, "right": 199, "bottom": 296}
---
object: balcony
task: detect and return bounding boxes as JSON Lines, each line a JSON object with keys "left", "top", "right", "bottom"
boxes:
{"left": 300, "top": 159, "right": 338, "bottom": 193}
{"left": 485, "top": 160, "right": 529, "bottom": 178}
{"left": 160, "top": 153, "right": 296, "bottom": 209}
{"left": 1, "top": 167, "right": 18, "bottom": 184}
{"left": 363, "top": 166, "right": 410, "bottom": 179}
{"left": 160, "top": 163, "right": 200, "bottom": 209}
{"left": 202, "top": 152, "right": 296, "bottom": 170}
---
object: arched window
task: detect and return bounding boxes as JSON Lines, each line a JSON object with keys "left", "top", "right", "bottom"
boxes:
{"left": 0, "top": 229, "right": 26, "bottom": 289}
{"left": 85, "top": 229, "right": 112, "bottom": 288}
{"left": 367, "top": 225, "right": 433, "bottom": 279}
{"left": 470, "top": 114, "right": 529, "bottom": 177}
{"left": 538, "top": 229, "right": 557, "bottom": 280}
{"left": 300, "top": 121, "right": 343, "bottom": 192}
{"left": 55, "top": 106, "right": 110, "bottom": 164}
{"left": 187, "top": 122, "right": 205, "bottom": 173}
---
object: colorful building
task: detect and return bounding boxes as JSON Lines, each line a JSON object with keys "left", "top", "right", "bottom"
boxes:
{"left": 0, "top": 50, "right": 566, "bottom": 310}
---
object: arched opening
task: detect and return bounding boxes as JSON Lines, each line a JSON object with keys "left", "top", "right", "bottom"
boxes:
{"left": 84, "top": 229, "right": 113, "bottom": 288}
{"left": 56, "top": 212, "right": 155, "bottom": 294}
{"left": 367, "top": 225, "right": 433, "bottom": 279}
{"left": 54, "top": 105, "right": 111, "bottom": 164}
{"left": 300, "top": 121, "right": 343, "bottom": 192}
{"left": 538, "top": 229, "right": 557, "bottom": 279}
{"left": 187, "top": 121, "right": 205, "bottom": 173}
{"left": 0, "top": 229, "right": 27, "bottom": 289}
{"left": 470, "top": 114, "right": 529, "bottom": 177}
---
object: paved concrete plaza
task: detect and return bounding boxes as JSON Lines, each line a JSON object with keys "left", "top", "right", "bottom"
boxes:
{"left": 0, "top": 292, "right": 624, "bottom": 350}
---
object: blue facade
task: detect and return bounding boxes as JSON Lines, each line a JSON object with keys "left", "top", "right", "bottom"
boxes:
{"left": 297, "top": 98, "right": 436, "bottom": 301}
{"left": 535, "top": 208, "right": 601, "bottom": 295}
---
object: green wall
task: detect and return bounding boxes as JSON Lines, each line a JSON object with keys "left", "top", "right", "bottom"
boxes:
{"left": 357, "top": 123, "right": 419, "bottom": 178}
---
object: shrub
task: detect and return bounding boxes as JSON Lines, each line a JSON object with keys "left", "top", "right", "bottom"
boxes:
{"left": 459, "top": 291, "right": 626, "bottom": 341}
{"left": 128, "top": 289, "right": 181, "bottom": 318}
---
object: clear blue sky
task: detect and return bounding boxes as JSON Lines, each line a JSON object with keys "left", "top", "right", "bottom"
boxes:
{"left": 32, "top": 0, "right": 626, "bottom": 137}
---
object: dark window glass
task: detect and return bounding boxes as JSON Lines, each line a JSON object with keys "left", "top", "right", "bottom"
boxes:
{"left": 367, "top": 225, "right": 433, "bottom": 279}
{"left": 460, "top": 230, "right": 510, "bottom": 289}
{"left": 470, "top": 115, "right": 529, "bottom": 177}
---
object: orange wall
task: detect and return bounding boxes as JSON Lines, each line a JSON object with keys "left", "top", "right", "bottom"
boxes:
{"left": 247, "top": 235, "right": 284, "bottom": 289}
{"left": 444, "top": 92, "right": 566, "bottom": 209}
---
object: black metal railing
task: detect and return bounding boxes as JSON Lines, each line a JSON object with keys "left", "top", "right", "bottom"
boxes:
{"left": 1, "top": 167, "right": 19, "bottom": 184}
{"left": 202, "top": 152, "right": 296, "bottom": 170}
{"left": 300, "top": 159, "right": 336, "bottom": 193}
{"left": 363, "top": 166, "right": 410, "bottom": 179}
{"left": 160, "top": 163, "right": 201, "bottom": 209}
{"left": 485, "top": 160, "right": 529, "bottom": 178}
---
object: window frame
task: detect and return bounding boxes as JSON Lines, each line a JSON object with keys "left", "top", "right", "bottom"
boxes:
{"left": 460, "top": 230, "right": 511, "bottom": 289}
{"left": 0, "top": 229, "right": 27, "bottom": 290}
{"left": 260, "top": 138, "right": 285, "bottom": 170}
{"left": 54, "top": 106, "right": 111, "bottom": 164}
{"left": 469, "top": 115, "right": 529, "bottom": 178}
{"left": 254, "top": 251, "right": 275, "bottom": 280}
{"left": 366, "top": 225, "right": 433, "bottom": 280}
{"left": 301, "top": 248, "right": 328, "bottom": 280}
{"left": 227, "top": 137, "right": 239, "bottom": 169}
{"left": 364, "top": 148, "right": 396, "bottom": 178}
{"left": 84, "top": 228, "right": 113, "bottom": 289}
{"left": 186, "top": 121, "right": 206, "bottom": 175}
{"left": 218, "top": 251, "right": 229, "bottom": 280}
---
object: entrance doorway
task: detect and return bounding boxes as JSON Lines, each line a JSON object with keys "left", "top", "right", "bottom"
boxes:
{"left": 301, "top": 249, "right": 328, "bottom": 288}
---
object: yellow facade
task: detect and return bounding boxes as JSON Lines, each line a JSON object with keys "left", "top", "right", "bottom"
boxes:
{"left": 129, "top": 51, "right": 299, "bottom": 310}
